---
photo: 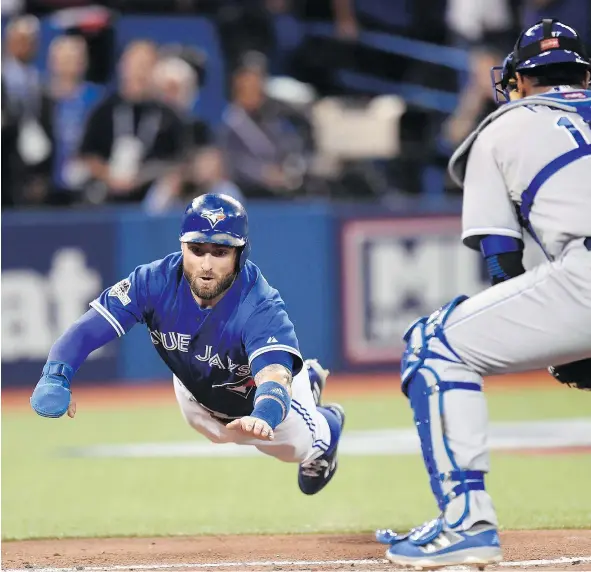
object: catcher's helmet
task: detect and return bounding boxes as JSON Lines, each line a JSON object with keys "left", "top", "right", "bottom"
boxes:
{"left": 491, "top": 19, "right": 590, "bottom": 104}
{"left": 179, "top": 193, "right": 251, "bottom": 268}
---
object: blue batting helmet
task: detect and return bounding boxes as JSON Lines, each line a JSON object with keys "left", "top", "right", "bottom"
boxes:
{"left": 491, "top": 19, "right": 590, "bottom": 104}
{"left": 179, "top": 194, "right": 251, "bottom": 268}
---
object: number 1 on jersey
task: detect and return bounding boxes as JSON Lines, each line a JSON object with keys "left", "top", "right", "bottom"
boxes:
{"left": 556, "top": 116, "right": 589, "bottom": 148}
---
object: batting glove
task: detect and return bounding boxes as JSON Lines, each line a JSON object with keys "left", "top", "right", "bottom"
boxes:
{"left": 30, "top": 361, "right": 75, "bottom": 418}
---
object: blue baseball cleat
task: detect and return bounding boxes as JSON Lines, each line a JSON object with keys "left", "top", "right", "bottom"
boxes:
{"left": 376, "top": 527, "right": 404, "bottom": 545}
{"left": 305, "top": 358, "right": 329, "bottom": 406}
{"left": 376, "top": 519, "right": 442, "bottom": 546}
{"left": 382, "top": 517, "right": 502, "bottom": 570}
{"left": 298, "top": 403, "right": 345, "bottom": 495}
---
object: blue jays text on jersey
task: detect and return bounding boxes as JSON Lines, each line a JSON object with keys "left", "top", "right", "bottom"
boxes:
{"left": 90, "top": 253, "right": 303, "bottom": 419}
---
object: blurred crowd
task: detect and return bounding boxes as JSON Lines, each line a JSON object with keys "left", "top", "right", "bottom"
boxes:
{"left": 1, "top": 16, "right": 315, "bottom": 210}
{"left": 2, "top": 0, "right": 590, "bottom": 210}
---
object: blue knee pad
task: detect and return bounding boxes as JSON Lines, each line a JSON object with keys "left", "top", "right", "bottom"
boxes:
{"left": 401, "top": 295, "right": 485, "bottom": 528}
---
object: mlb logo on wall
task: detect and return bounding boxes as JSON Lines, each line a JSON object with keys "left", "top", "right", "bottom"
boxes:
{"left": 340, "top": 217, "right": 487, "bottom": 366}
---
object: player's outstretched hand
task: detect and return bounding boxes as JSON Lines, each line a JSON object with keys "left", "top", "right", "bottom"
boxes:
{"left": 31, "top": 361, "right": 77, "bottom": 419}
{"left": 226, "top": 416, "right": 274, "bottom": 441}
{"left": 30, "top": 374, "right": 75, "bottom": 418}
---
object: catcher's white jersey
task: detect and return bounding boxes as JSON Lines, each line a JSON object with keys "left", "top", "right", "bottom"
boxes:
{"left": 430, "top": 91, "right": 591, "bottom": 530}
{"left": 461, "top": 88, "right": 591, "bottom": 260}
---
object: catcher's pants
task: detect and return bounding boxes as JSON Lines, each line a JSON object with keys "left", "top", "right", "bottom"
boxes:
{"left": 173, "top": 365, "right": 332, "bottom": 464}
{"left": 415, "top": 238, "right": 591, "bottom": 529}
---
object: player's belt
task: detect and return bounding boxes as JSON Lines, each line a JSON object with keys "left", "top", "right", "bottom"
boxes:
{"left": 584, "top": 237, "right": 591, "bottom": 251}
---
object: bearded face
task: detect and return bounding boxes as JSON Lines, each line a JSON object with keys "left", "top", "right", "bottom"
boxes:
{"left": 182, "top": 242, "right": 238, "bottom": 303}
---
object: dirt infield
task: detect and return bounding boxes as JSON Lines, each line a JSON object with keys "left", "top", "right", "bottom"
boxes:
{"left": 3, "top": 530, "right": 591, "bottom": 571}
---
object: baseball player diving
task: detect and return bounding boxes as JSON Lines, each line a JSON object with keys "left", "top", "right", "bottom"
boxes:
{"left": 30, "top": 193, "right": 345, "bottom": 496}
{"left": 376, "top": 19, "right": 591, "bottom": 569}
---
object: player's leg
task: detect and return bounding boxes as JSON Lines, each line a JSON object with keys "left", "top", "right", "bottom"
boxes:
{"left": 446, "top": 241, "right": 591, "bottom": 374}
{"left": 173, "top": 363, "right": 345, "bottom": 496}
{"left": 305, "top": 358, "right": 329, "bottom": 406}
{"left": 174, "top": 374, "right": 324, "bottom": 450}
{"left": 255, "top": 359, "right": 346, "bottom": 495}
{"left": 381, "top": 242, "right": 591, "bottom": 568}
{"left": 379, "top": 295, "right": 502, "bottom": 568}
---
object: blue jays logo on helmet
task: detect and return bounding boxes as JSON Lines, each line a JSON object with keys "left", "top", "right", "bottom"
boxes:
{"left": 180, "top": 194, "right": 251, "bottom": 268}
{"left": 200, "top": 207, "right": 227, "bottom": 228}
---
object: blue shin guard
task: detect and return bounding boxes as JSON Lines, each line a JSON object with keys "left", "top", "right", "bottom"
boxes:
{"left": 377, "top": 298, "right": 501, "bottom": 566}
{"left": 400, "top": 296, "right": 493, "bottom": 530}
{"left": 407, "top": 370, "right": 484, "bottom": 526}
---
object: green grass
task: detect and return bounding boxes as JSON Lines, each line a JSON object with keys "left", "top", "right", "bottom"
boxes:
{"left": 338, "top": 385, "right": 591, "bottom": 429}
{"left": 2, "top": 386, "right": 590, "bottom": 540}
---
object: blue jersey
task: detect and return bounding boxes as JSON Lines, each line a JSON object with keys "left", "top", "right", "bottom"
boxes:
{"left": 91, "top": 253, "right": 303, "bottom": 419}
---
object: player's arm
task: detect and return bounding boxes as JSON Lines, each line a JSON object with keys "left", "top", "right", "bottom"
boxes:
{"left": 460, "top": 130, "right": 525, "bottom": 285}
{"left": 227, "top": 301, "right": 302, "bottom": 441}
{"left": 479, "top": 235, "right": 525, "bottom": 285}
{"left": 227, "top": 352, "right": 295, "bottom": 441}
{"left": 29, "top": 308, "right": 120, "bottom": 419}
{"left": 30, "top": 264, "right": 158, "bottom": 419}
{"left": 253, "top": 360, "right": 293, "bottom": 395}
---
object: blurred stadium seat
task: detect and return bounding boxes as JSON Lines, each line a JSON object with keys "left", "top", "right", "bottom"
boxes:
{"left": 312, "top": 95, "right": 406, "bottom": 160}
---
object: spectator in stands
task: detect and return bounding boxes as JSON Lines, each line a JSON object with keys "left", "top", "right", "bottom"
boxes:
{"left": 152, "top": 55, "right": 211, "bottom": 149}
{"left": 78, "top": 40, "right": 186, "bottom": 204}
{"left": 189, "top": 146, "right": 245, "bottom": 202}
{"left": 42, "top": 35, "right": 104, "bottom": 205}
{"left": 1, "top": 15, "right": 48, "bottom": 206}
{"left": 218, "top": 52, "right": 313, "bottom": 198}
{"left": 214, "top": 0, "right": 277, "bottom": 76}
{"left": 442, "top": 48, "right": 504, "bottom": 147}
{"left": 143, "top": 146, "right": 245, "bottom": 213}
{"left": 442, "top": 0, "right": 517, "bottom": 147}
{"left": 1, "top": 78, "right": 20, "bottom": 207}
{"left": 144, "top": 55, "right": 213, "bottom": 212}
{"left": 2, "top": 15, "right": 42, "bottom": 124}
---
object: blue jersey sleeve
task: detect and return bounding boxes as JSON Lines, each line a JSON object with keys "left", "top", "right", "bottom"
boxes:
{"left": 243, "top": 301, "right": 303, "bottom": 376}
{"left": 90, "top": 262, "right": 164, "bottom": 337}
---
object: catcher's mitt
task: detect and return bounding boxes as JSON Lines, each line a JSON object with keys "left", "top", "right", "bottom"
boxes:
{"left": 548, "top": 357, "right": 591, "bottom": 391}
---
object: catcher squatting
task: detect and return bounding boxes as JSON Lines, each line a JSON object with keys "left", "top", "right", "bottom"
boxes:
{"left": 374, "top": 17, "right": 591, "bottom": 570}
{"left": 32, "top": 17, "right": 590, "bottom": 572}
